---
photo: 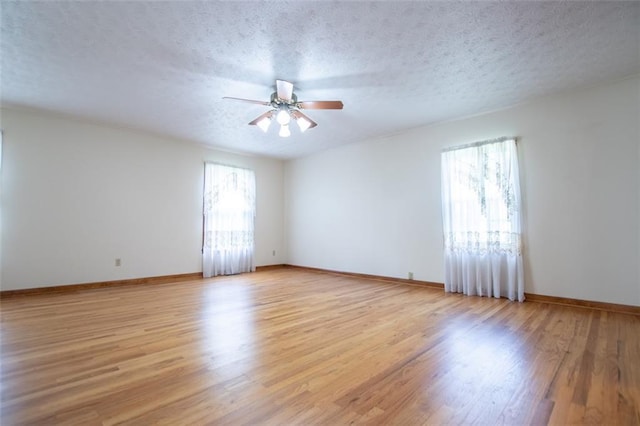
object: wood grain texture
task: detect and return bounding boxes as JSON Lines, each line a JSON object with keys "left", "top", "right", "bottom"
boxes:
{"left": 1, "top": 268, "right": 638, "bottom": 425}
{"left": 286, "top": 265, "right": 640, "bottom": 315}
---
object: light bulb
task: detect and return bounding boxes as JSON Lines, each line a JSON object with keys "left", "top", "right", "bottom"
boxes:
{"left": 279, "top": 124, "right": 291, "bottom": 137}
{"left": 276, "top": 108, "right": 291, "bottom": 125}
{"left": 296, "top": 116, "right": 312, "bottom": 133}
{"left": 256, "top": 116, "right": 271, "bottom": 132}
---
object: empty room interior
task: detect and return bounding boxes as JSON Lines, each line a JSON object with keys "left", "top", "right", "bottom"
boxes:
{"left": 1, "top": 1, "right": 639, "bottom": 425}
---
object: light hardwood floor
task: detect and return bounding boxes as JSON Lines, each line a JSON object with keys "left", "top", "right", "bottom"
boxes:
{"left": 1, "top": 268, "right": 639, "bottom": 425}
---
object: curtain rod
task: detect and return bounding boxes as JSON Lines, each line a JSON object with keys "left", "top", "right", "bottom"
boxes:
{"left": 442, "top": 136, "right": 517, "bottom": 153}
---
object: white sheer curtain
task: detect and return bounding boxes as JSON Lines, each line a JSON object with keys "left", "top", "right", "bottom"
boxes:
{"left": 441, "top": 138, "right": 524, "bottom": 302}
{"left": 203, "top": 163, "right": 256, "bottom": 277}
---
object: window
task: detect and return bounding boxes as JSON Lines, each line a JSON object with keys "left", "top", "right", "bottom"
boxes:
{"left": 202, "top": 163, "right": 256, "bottom": 277}
{"left": 441, "top": 137, "right": 524, "bottom": 301}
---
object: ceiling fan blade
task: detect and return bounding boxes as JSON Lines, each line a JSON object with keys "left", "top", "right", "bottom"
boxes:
{"left": 276, "top": 80, "right": 294, "bottom": 101}
{"left": 297, "top": 100, "right": 344, "bottom": 110}
{"left": 248, "top": 110, "right": 275, "bottom": 125}
{"left": 223, "top": 96, "right": 270, "bottom": 106}
{"left": 291, "top": 110, "right": 318, "bottom": 129}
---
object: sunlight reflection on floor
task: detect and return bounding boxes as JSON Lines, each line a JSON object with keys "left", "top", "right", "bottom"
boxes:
{"left": 201, "top": 281, "right": 256, "bottom": 378}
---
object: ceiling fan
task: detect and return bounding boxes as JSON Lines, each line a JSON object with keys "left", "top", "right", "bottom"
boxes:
{"left": 223, "top": 80, "right": 343, "bottom": 137}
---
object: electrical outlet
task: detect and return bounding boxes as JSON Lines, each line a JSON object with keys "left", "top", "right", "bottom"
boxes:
{"left": 115, "top": 258, "right": 121, "bottom": 267}
{"left": 408, "top": 272, "right": 414, "bottom": 280}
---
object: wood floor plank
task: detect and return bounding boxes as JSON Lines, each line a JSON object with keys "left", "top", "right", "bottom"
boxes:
{"left": 1, "top": 268, "right": 638, "bottom": 425}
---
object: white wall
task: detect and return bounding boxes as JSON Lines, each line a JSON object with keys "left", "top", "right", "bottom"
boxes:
{"left": 0, "top": 108, "right": 285, "bottom": 290}
{"left": 3, "top": 77, "right": 639, "bottom": 305}
{"left": 285, "top": 76, "right": 640, "bottom": 306}
{"left": 0, "top": 130, "right": 4, "bottom": 290}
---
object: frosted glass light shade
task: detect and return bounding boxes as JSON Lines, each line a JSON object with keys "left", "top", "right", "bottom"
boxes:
{"left": 296, "top": 116, "right": 312, "bottom": 133}
{"left": 256, "top": 117, "right": 271, "bottom": 132}
{"left": 279, "top": 124, "right": 291, "bottom": 137}
{"left": 276, "top": 109, "right": 291, "bottom": 125}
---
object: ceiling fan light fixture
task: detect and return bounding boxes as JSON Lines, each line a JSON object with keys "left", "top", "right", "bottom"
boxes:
{"left": 296, "top": 115, "right": 312, "bottom": 133}
{"left": 224, "top": 79, "right": 343, "bottom": 135}
{"left": 279, "top": 124, "right": 291, "bottom": 138}
{"left": 256, "top": 116, "right": 271, "bottom": 132}
{"left": 276, "top": 108, "right": 291, "bottom": 125}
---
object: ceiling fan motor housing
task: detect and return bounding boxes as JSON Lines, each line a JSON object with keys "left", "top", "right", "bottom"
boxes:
{"left": 270, "top": 92, "right": 298, "bottom": 109}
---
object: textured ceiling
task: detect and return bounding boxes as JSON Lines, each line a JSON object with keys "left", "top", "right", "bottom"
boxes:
{"left": 2, "top": 1, "right": 639, "bottom": 159}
